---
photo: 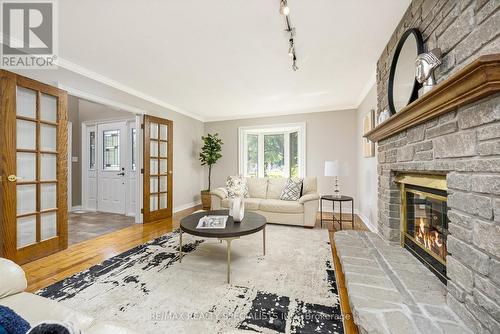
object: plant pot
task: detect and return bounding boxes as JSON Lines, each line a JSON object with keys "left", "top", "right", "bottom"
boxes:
{"left": 201, "top": 190, "right": 211, "bottom": 210}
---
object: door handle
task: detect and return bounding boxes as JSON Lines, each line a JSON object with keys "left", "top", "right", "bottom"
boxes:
{"left": 168, "top": 171, "right": 172, "bottom": 174}
{"left": 7, "top": 175, "right": 17, "bottom": 182}
{"left": 117, "top": 172, "right": 125, "bottom": 176}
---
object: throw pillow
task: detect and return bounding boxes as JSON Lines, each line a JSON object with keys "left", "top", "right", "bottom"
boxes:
{"left": 280, "top": 178, "right": 303, "bottom": 201}
{"left": 28, "top": 321, "right": 83, "bottom": 334}
{"left": 0, "top": 305, "right": 30, "bottom": 334}
{"left": 225, "top": 176, "right": 249, "bottom": 198}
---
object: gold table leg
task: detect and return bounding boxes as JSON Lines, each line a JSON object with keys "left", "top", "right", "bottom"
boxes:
{"left": 226, "top": 238, "right": 232, "bottom": 284}
{"left": 179, "top": 229, "right": 183, "bottom": 263}
{"left": 220, "top": 237, "right": 239, "bottom": 284}
{"left": 263, "top": 226, "right": 266, "bottom": 256}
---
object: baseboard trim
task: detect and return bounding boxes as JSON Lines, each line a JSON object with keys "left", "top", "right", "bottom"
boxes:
{"left": 355, "top": 212, "right": 377, "bottom": 233}
{"left": 174, "top": 201, "right": 201, "bottom": 213}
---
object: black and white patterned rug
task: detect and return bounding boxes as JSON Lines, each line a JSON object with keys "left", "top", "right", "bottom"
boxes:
{"left": 38, "top": 225, "right": 344, "bottom": 333}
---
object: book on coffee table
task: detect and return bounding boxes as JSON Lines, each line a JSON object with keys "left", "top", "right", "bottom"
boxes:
{"left": 196, "top": 215, "right": 228, "bottom": 229}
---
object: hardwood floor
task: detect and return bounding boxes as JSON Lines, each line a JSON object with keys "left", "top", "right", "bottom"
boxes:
{"left": 68, "top": 211, "right": 135, "bottom": 245}
{"left": 22, "top": 208, "right": 368, "bottom": 334}
{"left": 22, "top": 206, "right": 200, "bottom": 292}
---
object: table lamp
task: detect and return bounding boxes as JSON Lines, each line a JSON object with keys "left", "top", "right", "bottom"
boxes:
{"left": 325, "top": 160, "right": 342, "bottom": 198}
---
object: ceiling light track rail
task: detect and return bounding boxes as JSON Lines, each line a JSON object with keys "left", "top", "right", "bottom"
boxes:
{"left": 279, "top": 0, "right": 298, "bottom": 71}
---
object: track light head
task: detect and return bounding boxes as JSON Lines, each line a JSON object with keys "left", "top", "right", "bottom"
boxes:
{"left": 288, "top": 39, "right": 294, "bottom": 57}
{"left": 279, "top": 0, "right": 290, "bottom": 15}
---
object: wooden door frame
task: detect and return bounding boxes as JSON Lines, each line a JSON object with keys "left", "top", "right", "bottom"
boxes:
{"left": 0, "top": 70, "right": 68, "bottom": 263}
{"left": 143, "top": 115, "right": 173, "bottom": 223}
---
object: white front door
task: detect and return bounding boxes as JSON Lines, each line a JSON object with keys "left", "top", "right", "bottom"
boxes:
{"left": 97, "top": 122, "right": 127, "bottom": 214}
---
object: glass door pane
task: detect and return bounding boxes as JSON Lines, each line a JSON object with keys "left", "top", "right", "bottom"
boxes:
{"left": 103, "top": 130, "right": 120, "bottom": 170}
{"left": 15, "top": 85, "right": 63, "bottom": 250}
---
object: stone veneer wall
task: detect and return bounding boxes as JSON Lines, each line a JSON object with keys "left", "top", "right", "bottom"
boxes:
{"left": 374, "top": 0, "right": 500, "bottom": 332}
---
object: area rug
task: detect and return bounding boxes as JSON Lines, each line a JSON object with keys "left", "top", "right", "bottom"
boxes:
{"left": 37, "top": 225, "right": 344, "bottom": 334}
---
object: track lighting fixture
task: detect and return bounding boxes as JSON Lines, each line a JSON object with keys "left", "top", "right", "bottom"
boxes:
{"left": 279, "top": 0, "right": 290, "bottom": 16}
{"left": 279, "top": 0, "right": 298, "bottom": 71}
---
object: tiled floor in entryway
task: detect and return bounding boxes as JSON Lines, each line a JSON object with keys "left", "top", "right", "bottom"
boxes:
{"left": 68, "top": 211, "right": 135, "bottom": 245}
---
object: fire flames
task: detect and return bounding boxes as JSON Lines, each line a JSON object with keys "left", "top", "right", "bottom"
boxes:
{"left": 414, "top": 217, "right": 446, "bottom": 260}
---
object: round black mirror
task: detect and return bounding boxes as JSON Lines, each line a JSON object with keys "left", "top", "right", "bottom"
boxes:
{"left": 388, "top": 28, "right": 424, "bottom": 114}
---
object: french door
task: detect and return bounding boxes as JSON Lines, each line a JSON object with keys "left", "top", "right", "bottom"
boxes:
{"left": 97, "top": 122, "right": 127, "bottom": 214}
{"left": 0, "top": 70, "right": 68, "bottom": 264}
{"left": 143, "top": 115, "right": 172, "bottom": 223}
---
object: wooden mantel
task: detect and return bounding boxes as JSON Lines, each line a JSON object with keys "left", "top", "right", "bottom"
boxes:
{"left": 365, "top": 54, "right": 500, "bottom": 142}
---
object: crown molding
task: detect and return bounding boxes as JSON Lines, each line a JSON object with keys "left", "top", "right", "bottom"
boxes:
{"left": 204, "top": 104, "right": 357, "bottom": 122}
{"left": 355, "top": 70, "right": 376, "bottom": 109}
{"left": 56, "top": 57, "right": 206, "bottom": 122}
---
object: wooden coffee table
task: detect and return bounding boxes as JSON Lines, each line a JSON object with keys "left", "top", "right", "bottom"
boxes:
{"left": 179, "top": 210, "right": 267, "bottom": 283}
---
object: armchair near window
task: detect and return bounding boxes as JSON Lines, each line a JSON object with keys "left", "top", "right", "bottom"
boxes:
{"left": 211, "top": 177, "right": 319, "bottom": 227}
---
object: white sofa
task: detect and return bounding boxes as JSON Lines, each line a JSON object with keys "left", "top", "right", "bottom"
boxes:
{"left": 211, "top": 177, "right": 319, "bottom": 227}
{"left": 0, "top": 258, "right": 138, "bottom": 334}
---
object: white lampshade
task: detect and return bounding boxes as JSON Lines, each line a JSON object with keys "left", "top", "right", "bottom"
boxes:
{"left": 324, "top": 160, "right": 340, "bottom": 177}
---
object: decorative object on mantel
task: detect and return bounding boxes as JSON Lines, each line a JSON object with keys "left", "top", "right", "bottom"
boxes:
{"left": 388, "top": 28, "right": 424, "bottom": 115}
{"left": 199, "top": 133, "right": 223, "bottom": 210}
{"left": 365, "top": 53, "right": 500, "bottom": 142}
{"left": 278, "top": 0, "right": 299, "bottom": 71}
{"left": 415, "top": 48, "right": 442, "bottom": 97}
{"left": 363, "top": 109, "right": 375, "bottom": 157}
{"left": 324, "top": 160, "right": 344, "bottom": 198}
{"left": 377, "top": 108, "right": 391, "bottom": 125}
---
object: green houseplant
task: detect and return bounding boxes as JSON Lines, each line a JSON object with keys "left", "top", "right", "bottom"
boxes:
{"left": 199, "top": 133, "right": 223, "bottom": 209}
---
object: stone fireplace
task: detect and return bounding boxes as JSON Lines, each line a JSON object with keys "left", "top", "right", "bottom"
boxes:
{"left": 370, "top": 71, "right": 500, "bottom": 333}
{"left": 397, "top": 174, "right": 448, "bottom": 284}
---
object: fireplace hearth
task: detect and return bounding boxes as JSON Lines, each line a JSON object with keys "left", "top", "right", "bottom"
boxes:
{"left": 397, "top": 174, "right": 448, "bottom": 283}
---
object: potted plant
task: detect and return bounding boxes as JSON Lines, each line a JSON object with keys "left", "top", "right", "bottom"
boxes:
{"left": 199, "top": 133, "right": 223, "bottom": 210}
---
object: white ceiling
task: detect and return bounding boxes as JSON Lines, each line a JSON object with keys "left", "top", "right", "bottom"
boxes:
{"left": 58, "top": 0, "right": 411, "bottom": 122}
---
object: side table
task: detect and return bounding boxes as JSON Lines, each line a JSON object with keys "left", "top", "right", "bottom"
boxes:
{"left": 320, "top": 195, "right": 354, "bottom": 229}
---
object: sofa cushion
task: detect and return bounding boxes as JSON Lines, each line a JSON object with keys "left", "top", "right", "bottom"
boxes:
{"left": 0, "top": 292, "right": 94, "bottom": 330}
{"left": 302, "top": 177, "right": 317, "bottom": 195}
{"left": 266, "top": 178, "right": 287, "bottom": 199}
{"left": 246, "top": 178, "right": 267, "bottom": 198}
{"left": 259, "top": 199, "right": 303, "bottom": 214}
{"left": 280, "top": 178, "right": 303, "bottom": 201}
{"left": 221, "top": 198, "right": 261, "bottom": 211}
{"left": 0, "top": 259, "right": 27, "bottom": 299}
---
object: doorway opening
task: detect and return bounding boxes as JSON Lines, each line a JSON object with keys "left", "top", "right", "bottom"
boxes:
{"left": 67, "top": 96, "right": 140, "bottom": 245}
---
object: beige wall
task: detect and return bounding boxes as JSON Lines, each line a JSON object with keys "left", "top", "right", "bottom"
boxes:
{"left": 204, "top": 110, "right": 358, "bottom": 201}
{"left": 356, "top": 84, "right": 378, "bottom": 231}
{"left": 67, "top": 96, "right": 81, "bottom": 207}
{"left": 16, "top": 67, "right": 205, "bottom": 211}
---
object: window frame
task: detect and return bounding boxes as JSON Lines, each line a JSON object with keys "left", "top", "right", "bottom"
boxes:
{"left": 238, "top": 123, "right": 306, "bottom": 178}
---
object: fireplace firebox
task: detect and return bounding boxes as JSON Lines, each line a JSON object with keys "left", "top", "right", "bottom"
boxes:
{"left": 397, "top": 174, "right": 448, "bottom": 284}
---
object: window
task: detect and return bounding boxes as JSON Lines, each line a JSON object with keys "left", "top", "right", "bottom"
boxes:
{"left": 103, "top": 130, "right": 120, "bottom": 170}
{"left": 239, "top": 123, "right": 305, "bottom": 178}
{"left": 131, "top": 128, "right": 136, "bottom": 171}
{"left": 89, "top": 130, "right": 96, "bottom": 170}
